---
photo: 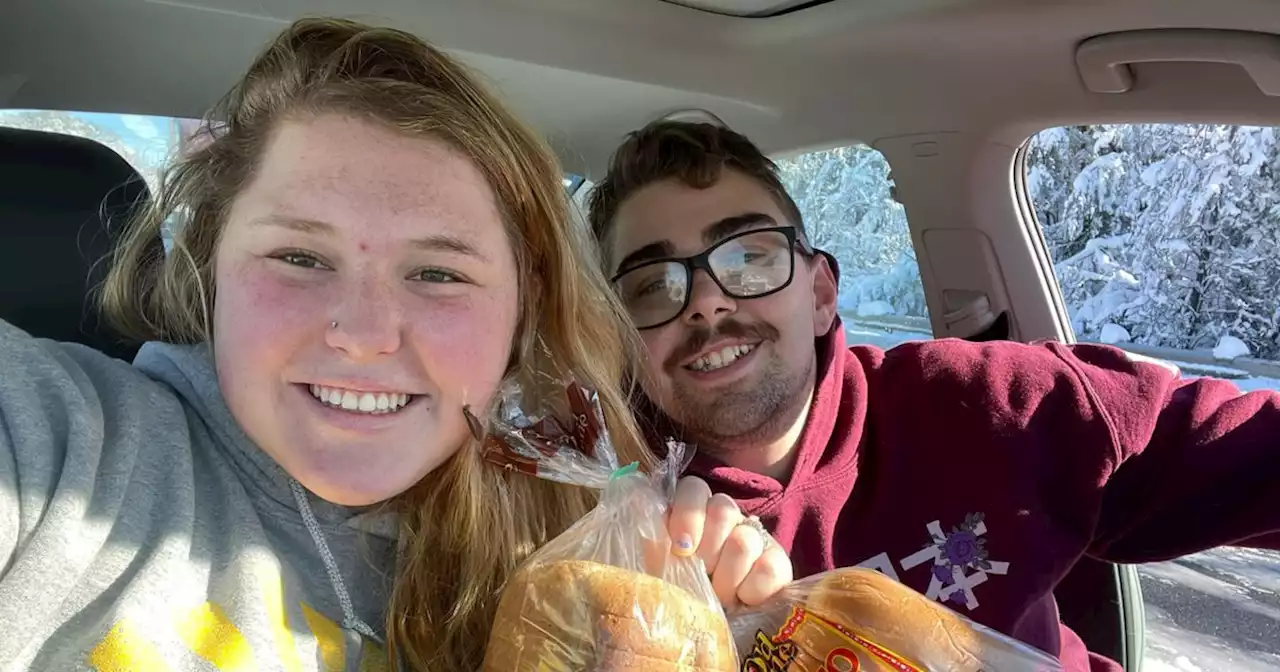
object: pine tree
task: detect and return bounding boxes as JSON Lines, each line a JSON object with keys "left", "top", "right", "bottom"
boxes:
{"left": 778, "top": 146, "right": 927, "bottom": 317}
{"left": 1028, "top": 123, "right": 1280, "bottom": 360}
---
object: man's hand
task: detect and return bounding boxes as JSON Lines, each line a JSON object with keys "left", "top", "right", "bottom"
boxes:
{"left": 666, "top": 476, "right": 793, "bottom": 608}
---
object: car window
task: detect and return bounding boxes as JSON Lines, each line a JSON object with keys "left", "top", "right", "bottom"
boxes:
{"left": 1, "top": 110, "right": 587, "bottom": 250}
{"left": 1, "top": 109, "right": 202, "bottom": 250}
{"left": 1026, "top": 123, "right": 1280, "bottom": 672}
{"left": 0, "top": 110, "right": 197, "bottom": 191}
{"left": 776, "top": 144, "right": 930, "bottom": 348}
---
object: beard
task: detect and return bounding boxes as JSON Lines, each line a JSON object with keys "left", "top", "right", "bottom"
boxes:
{"left": 658, "top": 318, "right": 813, "bottom": 449}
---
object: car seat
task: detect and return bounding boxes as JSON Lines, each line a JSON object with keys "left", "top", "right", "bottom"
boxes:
{"left": 0, "top": 126, "right": 158, "bottom": 361}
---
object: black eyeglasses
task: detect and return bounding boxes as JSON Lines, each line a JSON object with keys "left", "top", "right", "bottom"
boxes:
{"left": 611, "top": 226, "right": 816, "bottom": 330}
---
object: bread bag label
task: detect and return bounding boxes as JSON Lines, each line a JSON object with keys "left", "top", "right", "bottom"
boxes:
{"left": 741, "top": 606, "right": 923, "bottom": 672}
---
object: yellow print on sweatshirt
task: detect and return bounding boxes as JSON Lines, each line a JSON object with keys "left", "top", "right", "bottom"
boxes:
{"left": 86, "top": 573, "right": 387, "bottom": 672}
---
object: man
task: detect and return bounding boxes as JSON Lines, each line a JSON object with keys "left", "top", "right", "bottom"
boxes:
{"left": 586, "top": 120, "right": 1280, "bottom": 671}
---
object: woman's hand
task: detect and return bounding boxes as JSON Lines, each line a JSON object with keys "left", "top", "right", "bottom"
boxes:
{"left": 666, "top": 476, "right": 793, "bottom": 609}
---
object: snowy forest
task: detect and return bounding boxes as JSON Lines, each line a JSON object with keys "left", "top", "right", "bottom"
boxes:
{"left": 778, "top": 125, "right": 1280, "bottom": 361}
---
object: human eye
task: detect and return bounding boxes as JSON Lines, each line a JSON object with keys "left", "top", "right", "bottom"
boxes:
{"left": 721, "top": 233, "right": 787, "bottom": 266}
{"left": 720, "top": 245, "right": 770, "bottom": 266}
{"left": 268, "top": 249, "right": 331, "bottom": 270}
{"left": 633, "top": 277, "right": 668, "bottom": 298}
{"left": 411, "top": 267, "right": 468, "bottom": 284}
{"left": 620, "top": 266, "right": 672, "bottom": 299}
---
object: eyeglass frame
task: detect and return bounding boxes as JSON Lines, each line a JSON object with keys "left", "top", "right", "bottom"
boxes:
{"left": 610, "top": 225, "right": 835, "bottom": 330}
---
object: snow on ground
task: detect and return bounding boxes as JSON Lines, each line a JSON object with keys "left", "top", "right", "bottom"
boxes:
{"left": 1100, "top": 323, "right": 1132, "bottom": 345}
{"left": 1213, "top": 335, "right": 1252, "bottom": 360}
{"left": 1139, "top": 547, "right": 1280, "bottom": 672}
{"left": 1168, "top": 547, "right": 1280, "bottom": 599}
{"left": 1234, "top": 376, "right": 1280, "bottom": 392}
{"left": 1168, "top": 360, "right": 1253, "bottom": 379}
{"left": 843, "top": 322, "right": 925, "bottom": 350}
{"left": 1142, "top": 656, "right": 1204, "bottom": 672}
{"left": 855, "top": 300, "right": 896, "bottom": 317}
{"left": 1144, "top": 617, "right": 1280, "bottom": 672}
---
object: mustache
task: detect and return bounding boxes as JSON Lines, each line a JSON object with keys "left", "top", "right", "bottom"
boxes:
{"left": 667, "top": 319, "right": 780, "bottom": 368}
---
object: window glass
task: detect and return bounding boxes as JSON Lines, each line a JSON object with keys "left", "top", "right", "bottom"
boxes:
{"left": 776, "top": 145, "right": 930, "bottom": 348}
{"left": 1, "top": 110, "right": 203, "bottom": 250}
{"left": 0, "top": 110, "right": 588, "bottom": 251}
{"left": 1026, "top": 123, "right": 1280, "bottom": 671}
{"left": 0, "top": 110, "right": 197, "bottom": 190}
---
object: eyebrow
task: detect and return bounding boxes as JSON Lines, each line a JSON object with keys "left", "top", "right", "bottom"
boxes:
{"left": 409, "top": 233, "right": 490, "bottom": 262}
{"left": 614, "top": 241, "right": 676, "bottom": 275}
{"left": 251, "top": 215, "right": 336, "bottom": 234}
{"left": 614, "top": 212, "right": 779, "bottom": 275}
{"left": 703, "top": 212, "right": 777, "bottom": 245}
{"left": 252, "top": 215, "right": 489, "bottom": 262}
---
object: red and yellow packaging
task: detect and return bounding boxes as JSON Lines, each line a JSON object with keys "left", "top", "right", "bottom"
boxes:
{"left": 728, "top": 568, "right": 1063, "bottom": 672}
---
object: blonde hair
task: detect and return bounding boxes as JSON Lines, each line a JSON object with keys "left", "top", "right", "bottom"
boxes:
{"left": 101, "top": 18, "right": 650, "bottom": 670}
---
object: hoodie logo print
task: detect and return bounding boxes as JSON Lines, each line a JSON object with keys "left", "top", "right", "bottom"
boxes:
{"left": 89, "top": 597, "right": 387, "bottom": 671}
{"left": 899, "top": 512, "right": 1010, "bottom": 611}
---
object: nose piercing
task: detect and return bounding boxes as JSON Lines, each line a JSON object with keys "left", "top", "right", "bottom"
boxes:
{"left": 330, "top": 320, "right": 339, "bottom": 329}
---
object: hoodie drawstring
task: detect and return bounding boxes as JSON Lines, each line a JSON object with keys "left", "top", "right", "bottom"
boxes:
{"left": 289, "top": 478, "right": 385, "bottom": 645}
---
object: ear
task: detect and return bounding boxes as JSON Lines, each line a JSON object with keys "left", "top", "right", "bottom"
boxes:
{"left": 809, "top": 254, "right": 839, "bottom": 335}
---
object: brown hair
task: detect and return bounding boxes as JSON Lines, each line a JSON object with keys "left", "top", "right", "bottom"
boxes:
{"left": 101, "top": 18, "right": 650, "bottom": 670}
{"left": 586, "top": 120, "right": 807, "bottom": 259}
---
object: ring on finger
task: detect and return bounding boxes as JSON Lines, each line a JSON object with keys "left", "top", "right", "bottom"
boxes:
{"left": 736, "top": 515, "right": 781, "bottom": 552}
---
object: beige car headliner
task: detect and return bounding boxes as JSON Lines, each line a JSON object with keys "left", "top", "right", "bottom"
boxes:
{"left": 5, "top": 0, "right": 1280, "bottom": 178}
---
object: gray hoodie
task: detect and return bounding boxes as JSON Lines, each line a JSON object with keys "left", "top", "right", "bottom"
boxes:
{"left": 0, "top": 319, "right": 397, "bottom": 671}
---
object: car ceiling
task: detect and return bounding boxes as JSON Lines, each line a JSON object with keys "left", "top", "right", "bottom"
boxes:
{"left": 3, "top": 0, "right": 1280, "bottom": 178}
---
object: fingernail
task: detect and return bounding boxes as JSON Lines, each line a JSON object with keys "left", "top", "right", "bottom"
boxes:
{"left": 675, "top": 535, "right": 694, "bottom": 556}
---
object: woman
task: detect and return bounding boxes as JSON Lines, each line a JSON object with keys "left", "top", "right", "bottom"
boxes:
{"left": 0, "top": 18, "right": 788, "bottom": 671}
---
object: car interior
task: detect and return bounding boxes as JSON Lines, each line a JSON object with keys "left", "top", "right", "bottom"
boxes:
{"left": 5, "top": 0, "right": 1280, "bottom": 668}
{"left": 0, "top": 127, "right": 154, "bottom": 362}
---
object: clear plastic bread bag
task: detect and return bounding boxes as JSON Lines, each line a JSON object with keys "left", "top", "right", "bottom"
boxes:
{"left": 726, "top": 566, "right": 1064, "bottom": 671}
{"left": 479, "top": 379, "right": 738, "bottom": 671}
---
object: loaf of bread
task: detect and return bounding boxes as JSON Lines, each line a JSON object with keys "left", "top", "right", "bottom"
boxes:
{"left": 734, "top": 568, "right": 1062, "bottom": 671}
{"left": 483, "top": 559, "right": 737, "bottom": 671}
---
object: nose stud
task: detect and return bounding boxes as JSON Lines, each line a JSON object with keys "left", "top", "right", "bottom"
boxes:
{"left": 330, "top": 320, "right": 339, "bottom": 329}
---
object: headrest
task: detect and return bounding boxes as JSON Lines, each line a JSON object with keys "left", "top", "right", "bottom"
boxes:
{"left": 0, "top": 126, "right": 155, "bottom": 361}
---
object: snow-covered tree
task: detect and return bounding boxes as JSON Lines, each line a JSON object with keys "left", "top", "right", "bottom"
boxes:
{"left": 777, "top": 145, "right": 927, "bottom": 317}
{"left": 1028, "top": 124, "right": 1280, "bottom": 360}
{"left": 781, "top": 125, "right": 1279, "bottom": 360}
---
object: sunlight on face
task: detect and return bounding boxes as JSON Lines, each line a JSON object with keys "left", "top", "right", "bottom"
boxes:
{"left": 213, "top": 114, "right": 520, "bottom": 506}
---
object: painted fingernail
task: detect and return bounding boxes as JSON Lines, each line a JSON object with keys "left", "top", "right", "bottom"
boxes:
{"left": 675, "top": 535, "right": 694, "bottom": 556}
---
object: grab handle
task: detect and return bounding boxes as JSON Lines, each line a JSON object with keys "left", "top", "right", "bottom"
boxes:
{"left": 1076, "top": 29, "right": 1280, "bottom": 96}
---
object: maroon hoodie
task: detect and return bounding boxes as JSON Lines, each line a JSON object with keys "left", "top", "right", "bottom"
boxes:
{"left": 645, "top": 322, "right": 1280, "bottom": 671}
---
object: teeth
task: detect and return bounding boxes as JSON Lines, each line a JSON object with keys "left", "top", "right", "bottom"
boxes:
{"left": 688, "top": 344, "right": 755, "bottom": 372}
{"left": 309, "top": 385, "right": 413, "bottom": 414}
